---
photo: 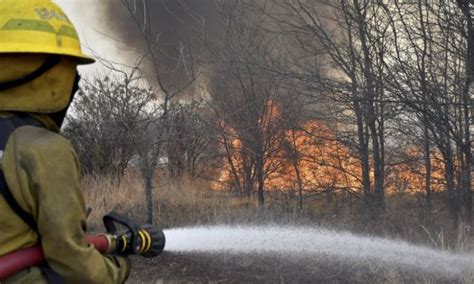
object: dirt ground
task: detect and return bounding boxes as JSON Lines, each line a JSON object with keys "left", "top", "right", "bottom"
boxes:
{"left": 128, "top": 252, "right": 467, "bottom": 284}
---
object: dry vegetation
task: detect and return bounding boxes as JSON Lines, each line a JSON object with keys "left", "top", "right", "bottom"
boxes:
{"left": 82, "top": 174, "right": 474, "bottom": 283}
{"left": 83, "top": 173, "right": 473, "bottom": 247}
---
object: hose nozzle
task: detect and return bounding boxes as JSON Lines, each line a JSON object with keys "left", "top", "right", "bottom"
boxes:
{"left": 103, "top": 212, "right": 166, "bottom": 257}
{"left": 115, "top": 224, "right": 166, "bottom": 258}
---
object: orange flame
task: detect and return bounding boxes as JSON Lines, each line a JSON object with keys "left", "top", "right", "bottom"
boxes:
{"left": 215, "top": 103, "right": 446, "bottom": 196}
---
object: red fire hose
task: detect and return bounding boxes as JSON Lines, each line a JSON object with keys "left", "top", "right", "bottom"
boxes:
{"left": 0, "top": 235, "right": 110, "bottom": 280}
{"left": 0, "top": 213, "right": 165, "bottom": 281}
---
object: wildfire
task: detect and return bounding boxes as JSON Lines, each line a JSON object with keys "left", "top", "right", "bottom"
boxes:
{"left": 215, "top": 107, "right": 446, "bottom": 196}
{"left": 215, "top": 119, "right": 363, "bottom": 194}
{"left": 266, "top": 121, "right": 362, "bottom": 193}
{"left": 386, "top": 147, "right": 446, "bottom": 194}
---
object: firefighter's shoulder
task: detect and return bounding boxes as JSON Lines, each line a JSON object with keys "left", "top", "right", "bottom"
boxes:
{"left": 5, "top": 124, "right": 78, "bottom": 173}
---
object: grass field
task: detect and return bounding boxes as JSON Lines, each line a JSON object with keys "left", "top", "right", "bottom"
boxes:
{"left": 82, "top": 173, "right": 474, "bottom": 283}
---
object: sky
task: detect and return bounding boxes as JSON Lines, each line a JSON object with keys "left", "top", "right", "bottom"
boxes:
{"left": 56, "top": 0, "right": 134, "bottom": 75}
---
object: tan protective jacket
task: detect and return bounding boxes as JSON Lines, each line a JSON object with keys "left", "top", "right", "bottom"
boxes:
{"left": 0, "top": 112, "right": 129, "bottom": 283}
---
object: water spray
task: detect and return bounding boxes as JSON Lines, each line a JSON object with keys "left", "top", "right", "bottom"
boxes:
{"left": 0, "top": 212, "right": 166, "bottom": 280}
{"left": 164, "top": 225, "right": 474, "bottom": 278}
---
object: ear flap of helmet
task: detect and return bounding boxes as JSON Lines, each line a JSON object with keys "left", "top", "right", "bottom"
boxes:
{"left": 48, "top": 72, "right": 81, "bottom": 128}
{"left": 0, "top": 56, "right": 61, "bottom": 91}
{"left": 0, "top": 55, "right": 78, "bottom": 113}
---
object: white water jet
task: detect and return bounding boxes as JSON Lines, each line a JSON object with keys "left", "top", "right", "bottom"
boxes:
{"left": 164, "top": 226, "right": 474, "bottom": 278}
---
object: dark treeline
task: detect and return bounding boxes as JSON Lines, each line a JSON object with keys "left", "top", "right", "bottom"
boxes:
{"left": 66, "top": 0, "right": 474, "bottom": 226}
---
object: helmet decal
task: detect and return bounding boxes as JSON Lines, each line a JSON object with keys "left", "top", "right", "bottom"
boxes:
{"left": 2, "top": 20, "right": 79, "bottom": 47}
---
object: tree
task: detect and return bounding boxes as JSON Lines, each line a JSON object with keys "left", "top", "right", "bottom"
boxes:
{"left": 65, "top": 70, "right": 153, "bottom": 180}
{"left": 207, "top": 0, "right": 294, "bottom": 208}
{"left": 166, "top": 100, "right": 219, "bottom": 178}
{"left": 119, "top": 0, "right": 204, "bottom": 223}
{"left": 274, "top": 0, "right": 396, "bottom": 215}
{"left": 384, "top": 0, "right": 473, "bottom": 223}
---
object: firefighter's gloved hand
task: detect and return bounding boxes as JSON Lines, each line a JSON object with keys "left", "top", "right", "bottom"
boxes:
{"left": 117, "top": 256, "right": 132, "bottom": 283}
{"left": 109, "top": 256, "right": 131, "bottom": 283}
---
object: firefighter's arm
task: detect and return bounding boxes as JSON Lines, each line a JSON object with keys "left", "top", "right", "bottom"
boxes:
{"left": 4, "top": 127, "right": 130, "bottom": 283}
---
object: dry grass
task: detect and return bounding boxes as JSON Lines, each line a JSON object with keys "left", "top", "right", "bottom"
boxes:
{"left": 83, "top": 173, "right": 474, "bottom": 283}
{"left": 82, "top": 173, "right": 259, "bottom": 230}
{"left": 82, "top": 174, "right": 145, "bottom": 230}
{"left": 82, "top": 173, "right": 474, "bottom": 248}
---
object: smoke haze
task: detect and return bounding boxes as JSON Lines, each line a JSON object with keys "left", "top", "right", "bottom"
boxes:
{"left": 102, "top": 0, "right": 219, "bottom": 46}
{"left": 100, "top": 0, "right": 221, "bottom": 84}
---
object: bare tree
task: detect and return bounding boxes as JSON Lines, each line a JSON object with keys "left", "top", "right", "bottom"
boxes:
{"left": 119, "top": 0, "right": 204, "bottom": 223}
{"left": 65, "top": 70, "right": 153, "bottom": 180}
{"left": 166, "top": 100, "right": 219, "bottom": 178}
{"left": 207, "top": 0, "right": 294, "bottom": 208}
{"left": 273, "top": 0, "right": 397, "bottom": 215}
{"left": 384, "top": 0, "right": 473, "bottom": 223}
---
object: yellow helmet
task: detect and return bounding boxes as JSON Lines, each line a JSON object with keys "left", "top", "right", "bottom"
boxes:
{"left": 0, "top": 1, "right": 94, "bottom": 113}
{"left": 0, "top": 0, "right": 94, "bottom": 64}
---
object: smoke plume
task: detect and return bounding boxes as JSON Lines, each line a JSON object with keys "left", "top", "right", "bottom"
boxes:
{"left": 100, "top": 0, "right": 220, "bottom": 86}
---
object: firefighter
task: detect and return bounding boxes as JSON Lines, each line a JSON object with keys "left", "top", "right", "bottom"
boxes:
{"left": 0, "top": 1, "right": 131, "bottom": 283}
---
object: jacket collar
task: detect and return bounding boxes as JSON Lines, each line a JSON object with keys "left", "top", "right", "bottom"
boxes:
{"left": 27, "top": 113, "right": 60, "bottom": 133}
{"left": 0, "top": 112, "right": 59, "bottom": 133}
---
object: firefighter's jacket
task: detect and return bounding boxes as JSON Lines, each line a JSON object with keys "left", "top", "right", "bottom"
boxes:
{"left": 0, "top": 112, "right": 130, "bottom": 283}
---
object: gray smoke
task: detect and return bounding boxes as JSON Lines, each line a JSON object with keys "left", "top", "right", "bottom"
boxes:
{"left": 101, "top": 0, "right": 220, "bottom": 85}
{"left": 103, "top": 0, "right": 218, "bottom": 42}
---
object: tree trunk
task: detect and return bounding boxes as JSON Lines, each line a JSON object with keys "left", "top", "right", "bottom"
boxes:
{"left": 354, "top": 100, "right": 372, "bottom": 207}
{"left": 459, "top": 1, "right": 473, "bottom": 222}
{"left": 243, "top": 155, "right": 253, "bottom": 198}
{"left": 370, "top": 120, "right": 384, "bottom": 209}
{"left": 144, "top": 172, "right": 154, "bottom": 224}
{"left": 460, "top": 78, "right": 472, "bottom": 222}
{"left": 294, "top": 162, "right": 304, "bottom": 212}
{"left": 423, "top": 121, "right": 433, "bottom": 224}
{"left": 354, "top": 0, "right": 385, "bottom": 211}
{"left": 444, "top": 145, "right": 459, "bottom": 226}
{"left": 291, "top": 131, "right": 304, "bottom": 211}
{"left": 256, "top": 151, "right": 265, "bottom": 209}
